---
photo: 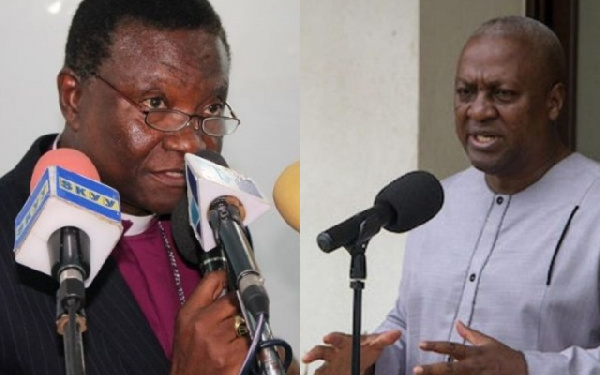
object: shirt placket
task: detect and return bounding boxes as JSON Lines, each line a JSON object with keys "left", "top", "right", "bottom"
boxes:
{"left": 448, "top": 194, "right": 510, "bottom": 343}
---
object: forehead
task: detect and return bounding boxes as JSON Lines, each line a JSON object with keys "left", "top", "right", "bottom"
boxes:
{"left": 101, "top": 21, "right": 229, "bottom": 86}
{"left": 456, "top": 35, "right": 540, "bottom": 85}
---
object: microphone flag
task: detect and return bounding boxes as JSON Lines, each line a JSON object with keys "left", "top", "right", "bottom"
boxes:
{"left": 14, "top": 165, "right": 122, "bottom": 287}
{"left": 184, "top": 153, "right": 270, "bottom": 251}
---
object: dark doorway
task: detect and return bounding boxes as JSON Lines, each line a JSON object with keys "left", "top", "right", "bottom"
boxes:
{"left": 526, "top": 0, "right": 578, "bottom": 150}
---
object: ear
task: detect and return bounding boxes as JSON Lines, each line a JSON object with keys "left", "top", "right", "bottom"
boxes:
{"left": 57, "top": 68, "right": 84, "bottom": 131}
{"left": 547, "top": 82, "right": 566, "bottom": 122}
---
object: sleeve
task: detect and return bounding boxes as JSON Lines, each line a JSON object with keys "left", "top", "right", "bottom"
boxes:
{"left": 373, "top": 298, "right": 407, "bottom": 375}
{"left": 372, "top": 229, "right": 425, "bottom": 375}
{"left": 523, "top": 346, "right": 600, "bottom": 374}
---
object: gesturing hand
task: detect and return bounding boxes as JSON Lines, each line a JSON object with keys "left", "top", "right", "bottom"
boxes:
{"left": 414, "top": 321, "right": 527, "bottom": 375}
{"left": 302, "top": 330, "right": 402, "bottom": 375}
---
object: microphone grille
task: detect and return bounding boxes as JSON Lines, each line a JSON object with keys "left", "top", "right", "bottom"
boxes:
{"left": 375, "top": 171, "right": 444, "bottom": 233}
{"left": 171, "top": 197, "right": 202, "bottom": 266}
{"left": 196, "top": 149, "right": 228, "bottom": 167}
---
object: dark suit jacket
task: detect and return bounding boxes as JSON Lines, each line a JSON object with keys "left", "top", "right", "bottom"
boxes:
{"left": 0, "top": 135, "right": 171, "bottom": 374}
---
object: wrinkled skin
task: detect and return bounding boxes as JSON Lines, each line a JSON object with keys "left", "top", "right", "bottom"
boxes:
{"left": 454, "top": 34, "right": 569, "bottom": 194}
{"left": 59, "top": 21, "right": 227, "bottom": 215}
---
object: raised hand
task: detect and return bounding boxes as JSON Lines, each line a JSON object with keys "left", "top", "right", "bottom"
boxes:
{"left": 302, "top": 330, "right": 402, "bottom": 375}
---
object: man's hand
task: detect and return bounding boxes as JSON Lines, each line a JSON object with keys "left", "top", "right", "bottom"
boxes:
{"left": 414, "top": 321, "right": 527, "bottom": 375}
{"left": 170, "top": 271, "right": 249, "bottom": 375}
{"left": 302, "top": 330, "right": 402, "bottom": 375}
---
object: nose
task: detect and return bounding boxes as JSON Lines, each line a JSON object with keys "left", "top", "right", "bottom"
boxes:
{"left": 466, "top": 91, "right": 497, "bottom": 122}
{"left": 163, "top": 124, "right": 206, "bottom": 154}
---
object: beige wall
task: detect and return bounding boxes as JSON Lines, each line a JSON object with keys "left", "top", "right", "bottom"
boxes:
{"left": 300, "top": 1, "right": 524, "bottom": 373}
{"left": 575, "top": 0, "right": 600, "bottom": 161}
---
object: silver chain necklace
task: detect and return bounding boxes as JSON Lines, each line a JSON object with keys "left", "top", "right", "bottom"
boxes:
{"left": 157, "top": 221, "right": 186, "bottom": 306}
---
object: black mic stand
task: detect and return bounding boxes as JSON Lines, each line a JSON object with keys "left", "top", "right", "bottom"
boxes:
{"left": 343, "top": 217, "right": 384, "bottom": 375}
{"left": 51, "top": 227, "right": 89, "bottom": 375}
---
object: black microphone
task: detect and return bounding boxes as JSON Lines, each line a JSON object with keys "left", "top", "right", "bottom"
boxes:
{"left": 317, "top": 171, "right": 444, "bottom": 253}
{"left": 171, "top": 150, "right": 264, "bottom": 315}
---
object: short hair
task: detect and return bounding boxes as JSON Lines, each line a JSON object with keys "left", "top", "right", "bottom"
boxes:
{"left": 64, "top": 0, "right": 230, "bottom": 79}
{"left": 469, "top": 15, "right": 566, "bottom": 86}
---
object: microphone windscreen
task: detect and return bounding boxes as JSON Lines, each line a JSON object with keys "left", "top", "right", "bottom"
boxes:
{"left": 272, "top": 161, "right": 299, "bottom": 231}
{"left": 171, "top": 196, "right": 202, "bottom": 266}
{"left": 374, "top": 171, "right": 444, "bottom": 233}
{"left": 196, "top": 149, "right": 228, "bottom": 168}
{"left": 30, "top": 149, "right": 100, "bottom": 192}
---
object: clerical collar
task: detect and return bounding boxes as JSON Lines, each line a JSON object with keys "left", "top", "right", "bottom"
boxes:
{"left": 121, "top": 213, "right": 155, "bottom": 236}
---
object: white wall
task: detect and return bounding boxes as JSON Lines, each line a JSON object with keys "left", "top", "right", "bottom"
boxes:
{"left": 300, "top": 1, "right": 420, "bottom": 372}
{"left": 0, "top": 0, "right": 299, "bottom": 359}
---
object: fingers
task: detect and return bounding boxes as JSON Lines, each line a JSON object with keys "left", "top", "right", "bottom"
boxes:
{"left": 364, "top": 330, "right": 402, "bottom": 347}
{"left": 419, "top": 341, "right": 471, "bottom": 361}
{"left": 301, "top": 344, "right": 338, "bottom": 363}
{"left": 455, "top": 321, "right": 491, "bottom": 346}
{"left": 185, "top": 270, "right": 229, "bottom": 309}
{"left": 322, "top": 332, "right": 352, "bottom": 347}
{"left": 302, "top": 330, "right": 401, "bottom": 366}
{"left": 414, "top": 361, "right": 468, "bottom": 375}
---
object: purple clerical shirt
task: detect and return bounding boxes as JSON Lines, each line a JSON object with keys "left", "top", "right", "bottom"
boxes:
{"left": 112, "top": 216, "right": 200, "bottom": 359}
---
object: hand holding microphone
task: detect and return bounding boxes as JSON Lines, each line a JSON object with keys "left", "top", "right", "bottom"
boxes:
{"left": 172, "top": 150, "right": 291, "bottom": 374}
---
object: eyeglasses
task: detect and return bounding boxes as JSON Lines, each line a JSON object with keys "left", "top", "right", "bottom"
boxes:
{"left": 93, "top": 75, "right": 240, "bottom": 137}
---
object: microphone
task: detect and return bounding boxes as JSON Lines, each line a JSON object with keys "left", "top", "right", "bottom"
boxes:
{"left": 14, "top": 148, "right": 122, "bottom": 374}
{"left": 181, "top": 150, "right": 290, "bottom": 373}
{"left": 14, "top": 149, "right": 122, "bottom": 288}
{"left": 317, "top": 171, "right": 444, "bottom": 253}
{"left": 181, "top": 150, "right": 271, "bottom": 316}
{"left": 272, "top": 161, "right": 299, "bottom": 232}
{"left": 183, "top": 151, "right": 269, "bottom": 252}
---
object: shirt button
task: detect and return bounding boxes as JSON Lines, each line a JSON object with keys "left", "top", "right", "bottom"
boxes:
{"left": 496, "top": 196, "right": 504, "bottom": 205}
{"left": 469, "top": 273, "right": 476, "bottom": 282}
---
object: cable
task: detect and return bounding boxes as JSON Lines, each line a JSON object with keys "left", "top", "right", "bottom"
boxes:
{"left": 238, "top": 313, "right": 294, "bottom": 374}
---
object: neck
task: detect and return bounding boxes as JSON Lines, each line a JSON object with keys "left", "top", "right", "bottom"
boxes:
{"left": 485, "top": 144, "right": 571, "bottom": 195}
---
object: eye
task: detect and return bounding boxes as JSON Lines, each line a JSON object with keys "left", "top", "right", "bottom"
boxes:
{"left": 455, "top": 86, "right": 475, "bottom": 101}
{"left": 493, "top": 89, "right": 516, "bottom": 102}
{"left": 142, "top": 96, "right": 168, "bottom": 109}
{"left": 204, "top": 103, "right": 226, "bottom": 117}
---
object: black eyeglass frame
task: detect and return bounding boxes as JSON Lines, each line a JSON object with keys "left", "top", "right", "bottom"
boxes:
{"left": 92, "top": 74, "right": 240, "bottom": 137}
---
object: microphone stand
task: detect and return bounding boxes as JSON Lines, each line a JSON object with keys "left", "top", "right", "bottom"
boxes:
{"left": 52, "top": 226, "right": 89, "bottom": 375}
{"left": 343, "top": 217, "right": 383, "bottom": 375}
